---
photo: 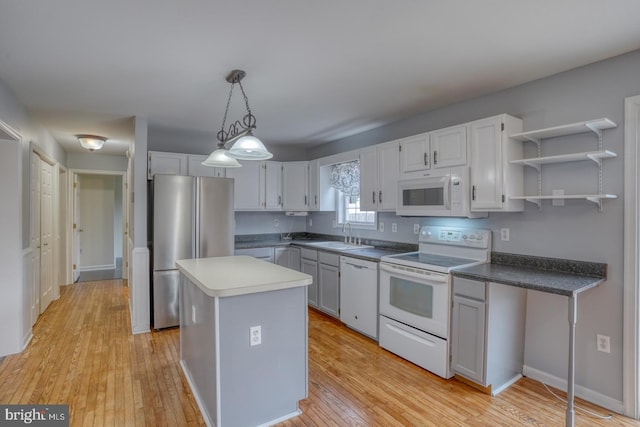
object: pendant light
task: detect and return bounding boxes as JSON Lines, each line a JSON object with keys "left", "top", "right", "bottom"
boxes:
{"left": 203, "top": 69, "right": 272, "bottom": 167}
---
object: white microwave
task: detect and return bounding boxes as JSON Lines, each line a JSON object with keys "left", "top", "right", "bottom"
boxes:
{"left": 396, "top": 166, "right": 486, "bottom": 218}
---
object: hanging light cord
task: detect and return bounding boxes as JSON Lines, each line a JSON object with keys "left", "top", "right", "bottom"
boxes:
{"left": 217, "top": 75, "right": 257, "bottom": 145}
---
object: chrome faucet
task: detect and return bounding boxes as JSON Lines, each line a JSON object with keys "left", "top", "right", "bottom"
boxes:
{"left": 342, "top": 222, "right": 352, "bottom": 244}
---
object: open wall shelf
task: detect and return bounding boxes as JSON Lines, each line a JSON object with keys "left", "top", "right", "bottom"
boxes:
{"left": 509, "top": 118, "right": 618, "bottom": 211}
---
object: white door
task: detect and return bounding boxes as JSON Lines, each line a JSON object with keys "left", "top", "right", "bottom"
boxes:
{"left": 40, "top": 159, "right": 54, "bottom": 313}
{"left": 72, "top": 174, "right": 81, "bottom": 282}
{"left": 31, "top": 154, "right": 41, "bottom": 323}
{"left": 282, "top": 162, "right": 308, "bottom": 211}
{"left": 376, "top": 141, "right": 399, "bottom": 211}
{"left": 430, "top": 124, "right": 467, "bottom": 168}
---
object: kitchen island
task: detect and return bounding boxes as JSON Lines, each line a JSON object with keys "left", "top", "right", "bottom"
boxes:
{"left": 176, "top": 255, "right": 312, "bottom": 427}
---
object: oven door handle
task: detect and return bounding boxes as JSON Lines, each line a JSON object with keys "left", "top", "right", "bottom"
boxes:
{"left": 380, "top": 263, "right": 448, "bottom": 283}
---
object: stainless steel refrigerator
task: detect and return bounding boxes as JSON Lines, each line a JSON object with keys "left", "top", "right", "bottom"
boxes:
{"left": 151, "top": 175, "right": 234, "bottom": 329}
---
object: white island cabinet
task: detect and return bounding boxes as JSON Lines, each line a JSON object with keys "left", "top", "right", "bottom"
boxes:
{"left": 176, "top": 256, "right": 312, "bottom": 427}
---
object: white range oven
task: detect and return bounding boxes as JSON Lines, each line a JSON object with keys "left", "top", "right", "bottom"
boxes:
{"left": 379, "top": 226, "right": 491, "bottom": 379}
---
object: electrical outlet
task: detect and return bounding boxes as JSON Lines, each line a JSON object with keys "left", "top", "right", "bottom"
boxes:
{"left": 379, "top": 222, "right": 385, "bottom": 232}
{"left": 192, "top": 305, "right": 196, "bottom": 323}
{"left": 413, "top": 224, "right": 420, "bottom": 234}
{"left": 250, "top": 326, "right": 262, "bottom": 346}
{"left": 501, "top": 228, "right": 510, "bottom": 241}
{"left": 273, "top": 218, "right": 279, "bottom": 227}
{"left": 391, "top": 223, "right": 397, "bottom": 233}
{"left": 597, "top": 334, "right": 610, "bottom": 353}
{"left": 308, "top": 218, "right": 313, "bottom": 227}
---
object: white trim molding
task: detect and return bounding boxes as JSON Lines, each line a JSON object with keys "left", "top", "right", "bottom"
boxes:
{"left": 130, "top": 246, "right": 150, "bottom": 334}
{"left": 623, "top": 94, "right": 640, "bottom": 419}
{"left": 523, "top": 365, "right": 623, "bottom": 415}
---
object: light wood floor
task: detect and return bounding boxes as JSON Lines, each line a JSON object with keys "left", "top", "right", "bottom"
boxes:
{"left": 1, "top": 279, "right": 639, "bottom": 427}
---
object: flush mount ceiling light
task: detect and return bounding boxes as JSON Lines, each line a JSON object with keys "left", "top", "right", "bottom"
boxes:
{"left": 203, "top": 69, "right": 273, "bottom": 167}
{"left": 76, "top": 134, "right": 107, "bottom": 151}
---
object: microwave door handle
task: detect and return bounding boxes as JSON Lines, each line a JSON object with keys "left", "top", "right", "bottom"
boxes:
{"left": 443, "top": 176, "right": 451, "bottom": 209}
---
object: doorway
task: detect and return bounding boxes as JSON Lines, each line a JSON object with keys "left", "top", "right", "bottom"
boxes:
{"left": 30, "top": 148, "right": 60, "bottom": 325}
{"left": 71, "top": 171, "right": 126, "bottom": 283}
{"left": 623, "top": 93, "right": 640, "bottom": 418}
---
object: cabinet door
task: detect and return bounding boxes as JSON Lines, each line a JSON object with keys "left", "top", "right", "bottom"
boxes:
{"left": 339, "top": 258, "right": 378, "bottom": 338}
{"left": 282, "top": 162, "right": 309, "bottom": 211}
{"left": 264, "top": 161, "right": 282, "bottom": 210}
{"left": 470, "top": 116, "right": 504, "bottom": 210}
{"left": 399, "top": 133, "right": 430, "bottom": 174}
{"left": 226, "top": 161, "right": 265, "bottom": 210}
{"left": 359, "top": 146, "right": 378, "bottom": 211}
{"left": 275, "top": 247, "right": 301, "bottom": 271}
{"left": 318, "top": 262, "right": 340, "bottom": 318}
{"left": 451, "top": 295, "right": 486, "bottom": 384}
{"left": 431, "top": 125, "right": 467, "bottom": 168}
{"left": 301, "top": 258, "right": 319, "bottom": 307}
{"left": 235, "top": 247, "right": 274, "bottom": 263}
{"left": 148, "top": 151, "right": 188, "bottom": 179}
{"left": 376, "top": 141, "right": 399, "bottom": 211}
{"left": 308, "top": 160, "right": 319, "bottom": 210}
{"left": 187, "top": 154, "right": 226, "bottom": 177}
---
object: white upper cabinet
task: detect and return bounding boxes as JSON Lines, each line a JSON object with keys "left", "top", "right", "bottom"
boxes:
{"left": 308, "top": 160, "right": 336, "bottom": 211}
{"left": 360, "top": 140, "right": 399, "bottom": 211}
{"left": 469, "top": 114, "right": 524, "bottom": 211}
{"left": 264, "top": 161, "right": 283, "bottom": 210}
{"left": 430, "top": 124, "right": 467, "bottom": 168}
{"left": 308, "top": 160, "right": 320, "bottom": 210}
{"left": 226, "top": 160, "right": 266, "bottom": 210}
{"left": 399, "top": 126, "right": 467, "bottom": 176}
{"left": 359, "top": 147, "right": 377, "bottom": 211}
{"left": 187, "top": 154, "right": 226, "bottom": 178}
{"left": 282, "top": 161, "right": 309, "bottom": 211}
{"left": 399, "top": 133, "right": 430, "bottom": 174}
{"left": 148, "top": 151, "right": 188, "bottom": 179}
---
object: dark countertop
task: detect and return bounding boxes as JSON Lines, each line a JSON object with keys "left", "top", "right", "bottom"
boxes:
{"left": 234, "top": 233, "right": 414, "bottom": 262}
{"left": 451, "top": 252, "right": 607, "bottom": 297}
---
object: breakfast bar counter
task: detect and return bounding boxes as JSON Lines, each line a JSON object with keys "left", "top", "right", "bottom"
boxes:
{"left": 176, "top": 255, "right": 312, "bottom": 427}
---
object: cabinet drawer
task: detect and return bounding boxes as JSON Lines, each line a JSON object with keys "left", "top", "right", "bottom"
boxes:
{"left": 453, "top": 277, "right": 486, "bottom": 301}
{"left": 300, "top": 248, "right": 318, "bottom": 261}
{"left": 318, "top": 251, "right": 340, "bottom": 267}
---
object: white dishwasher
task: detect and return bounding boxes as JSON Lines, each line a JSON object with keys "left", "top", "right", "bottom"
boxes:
{"left": 339, "top": 256, "right": 379, "bottom": 340}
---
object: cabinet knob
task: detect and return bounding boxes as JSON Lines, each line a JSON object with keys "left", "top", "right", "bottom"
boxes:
{"left": 424, "top": 152, "right": 428, "bottom": 166}
{"left": 433, "top": 150, "right": 438, "bottom": 165}
{"left": 472, "top": 185, "right": 476, "bottom": 201}
{"left": 379, "top": 191, "right": 382, "bottom": 204}
{"left": 372, "top": 191, "right": 376, "bottom": 204}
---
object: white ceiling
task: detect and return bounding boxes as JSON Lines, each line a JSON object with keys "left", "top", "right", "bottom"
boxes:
{"left": 1, "top": 1, "right": 640, "bottom": 156}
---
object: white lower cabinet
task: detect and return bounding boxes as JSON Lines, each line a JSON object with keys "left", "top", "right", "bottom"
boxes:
{"left": 339, "top": 256, "right": 378, "bottom": 339}
{"left": 450, "top": 277, "right": 527, "bottom": 395}
{"left": 274, "top": 246, "right": 301, "bottom": 271}
{"left": 318, "top": 252, "right": 340, "bottom": 318}
{"left": 300, "top": 248, "right": 319, "bottom": 307}
{"left": 234, "top": 247, "right": 274, "bottom": 263}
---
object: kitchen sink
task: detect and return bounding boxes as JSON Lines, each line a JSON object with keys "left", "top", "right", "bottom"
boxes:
{"left": 305, "top": 241, "right": 373, "bottom": 251}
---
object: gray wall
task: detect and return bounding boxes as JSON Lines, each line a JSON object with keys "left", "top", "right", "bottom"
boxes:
{"left": 235, "top": 211, "right": 308, "bottom": 236}
{"left": 67, "top": 152, "right": 128, "bottom": 172}
{"left": 148, "top": 125, "right": 308, "bottom": 161}
{"left": 307, "top": 49, "right": 640, "bottom": 404}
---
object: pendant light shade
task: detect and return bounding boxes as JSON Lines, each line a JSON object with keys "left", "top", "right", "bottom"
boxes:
{"left": 201, "top": 147, "right": 242, "bottom": 168}
{"left": 227, "top": 133, "right": 273, "bottom": 160}
{"left": 202, "top": 69, "right": 272, "bottom": 168}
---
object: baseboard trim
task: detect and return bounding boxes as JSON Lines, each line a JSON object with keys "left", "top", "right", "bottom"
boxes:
{"left": 523, "top": 365, "right": 623, "bottom": 414}
{"left": 78, "top": 264, "right": 116, "bottom": 272}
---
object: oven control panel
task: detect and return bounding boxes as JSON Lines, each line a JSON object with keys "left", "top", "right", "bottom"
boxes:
{"left": 420, "top": 226, "right": 490, "bottom": 248}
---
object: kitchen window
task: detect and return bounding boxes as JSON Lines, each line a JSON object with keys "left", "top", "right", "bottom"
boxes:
{"left": 330, "top": 160, "right": 376, "bottom": 228}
